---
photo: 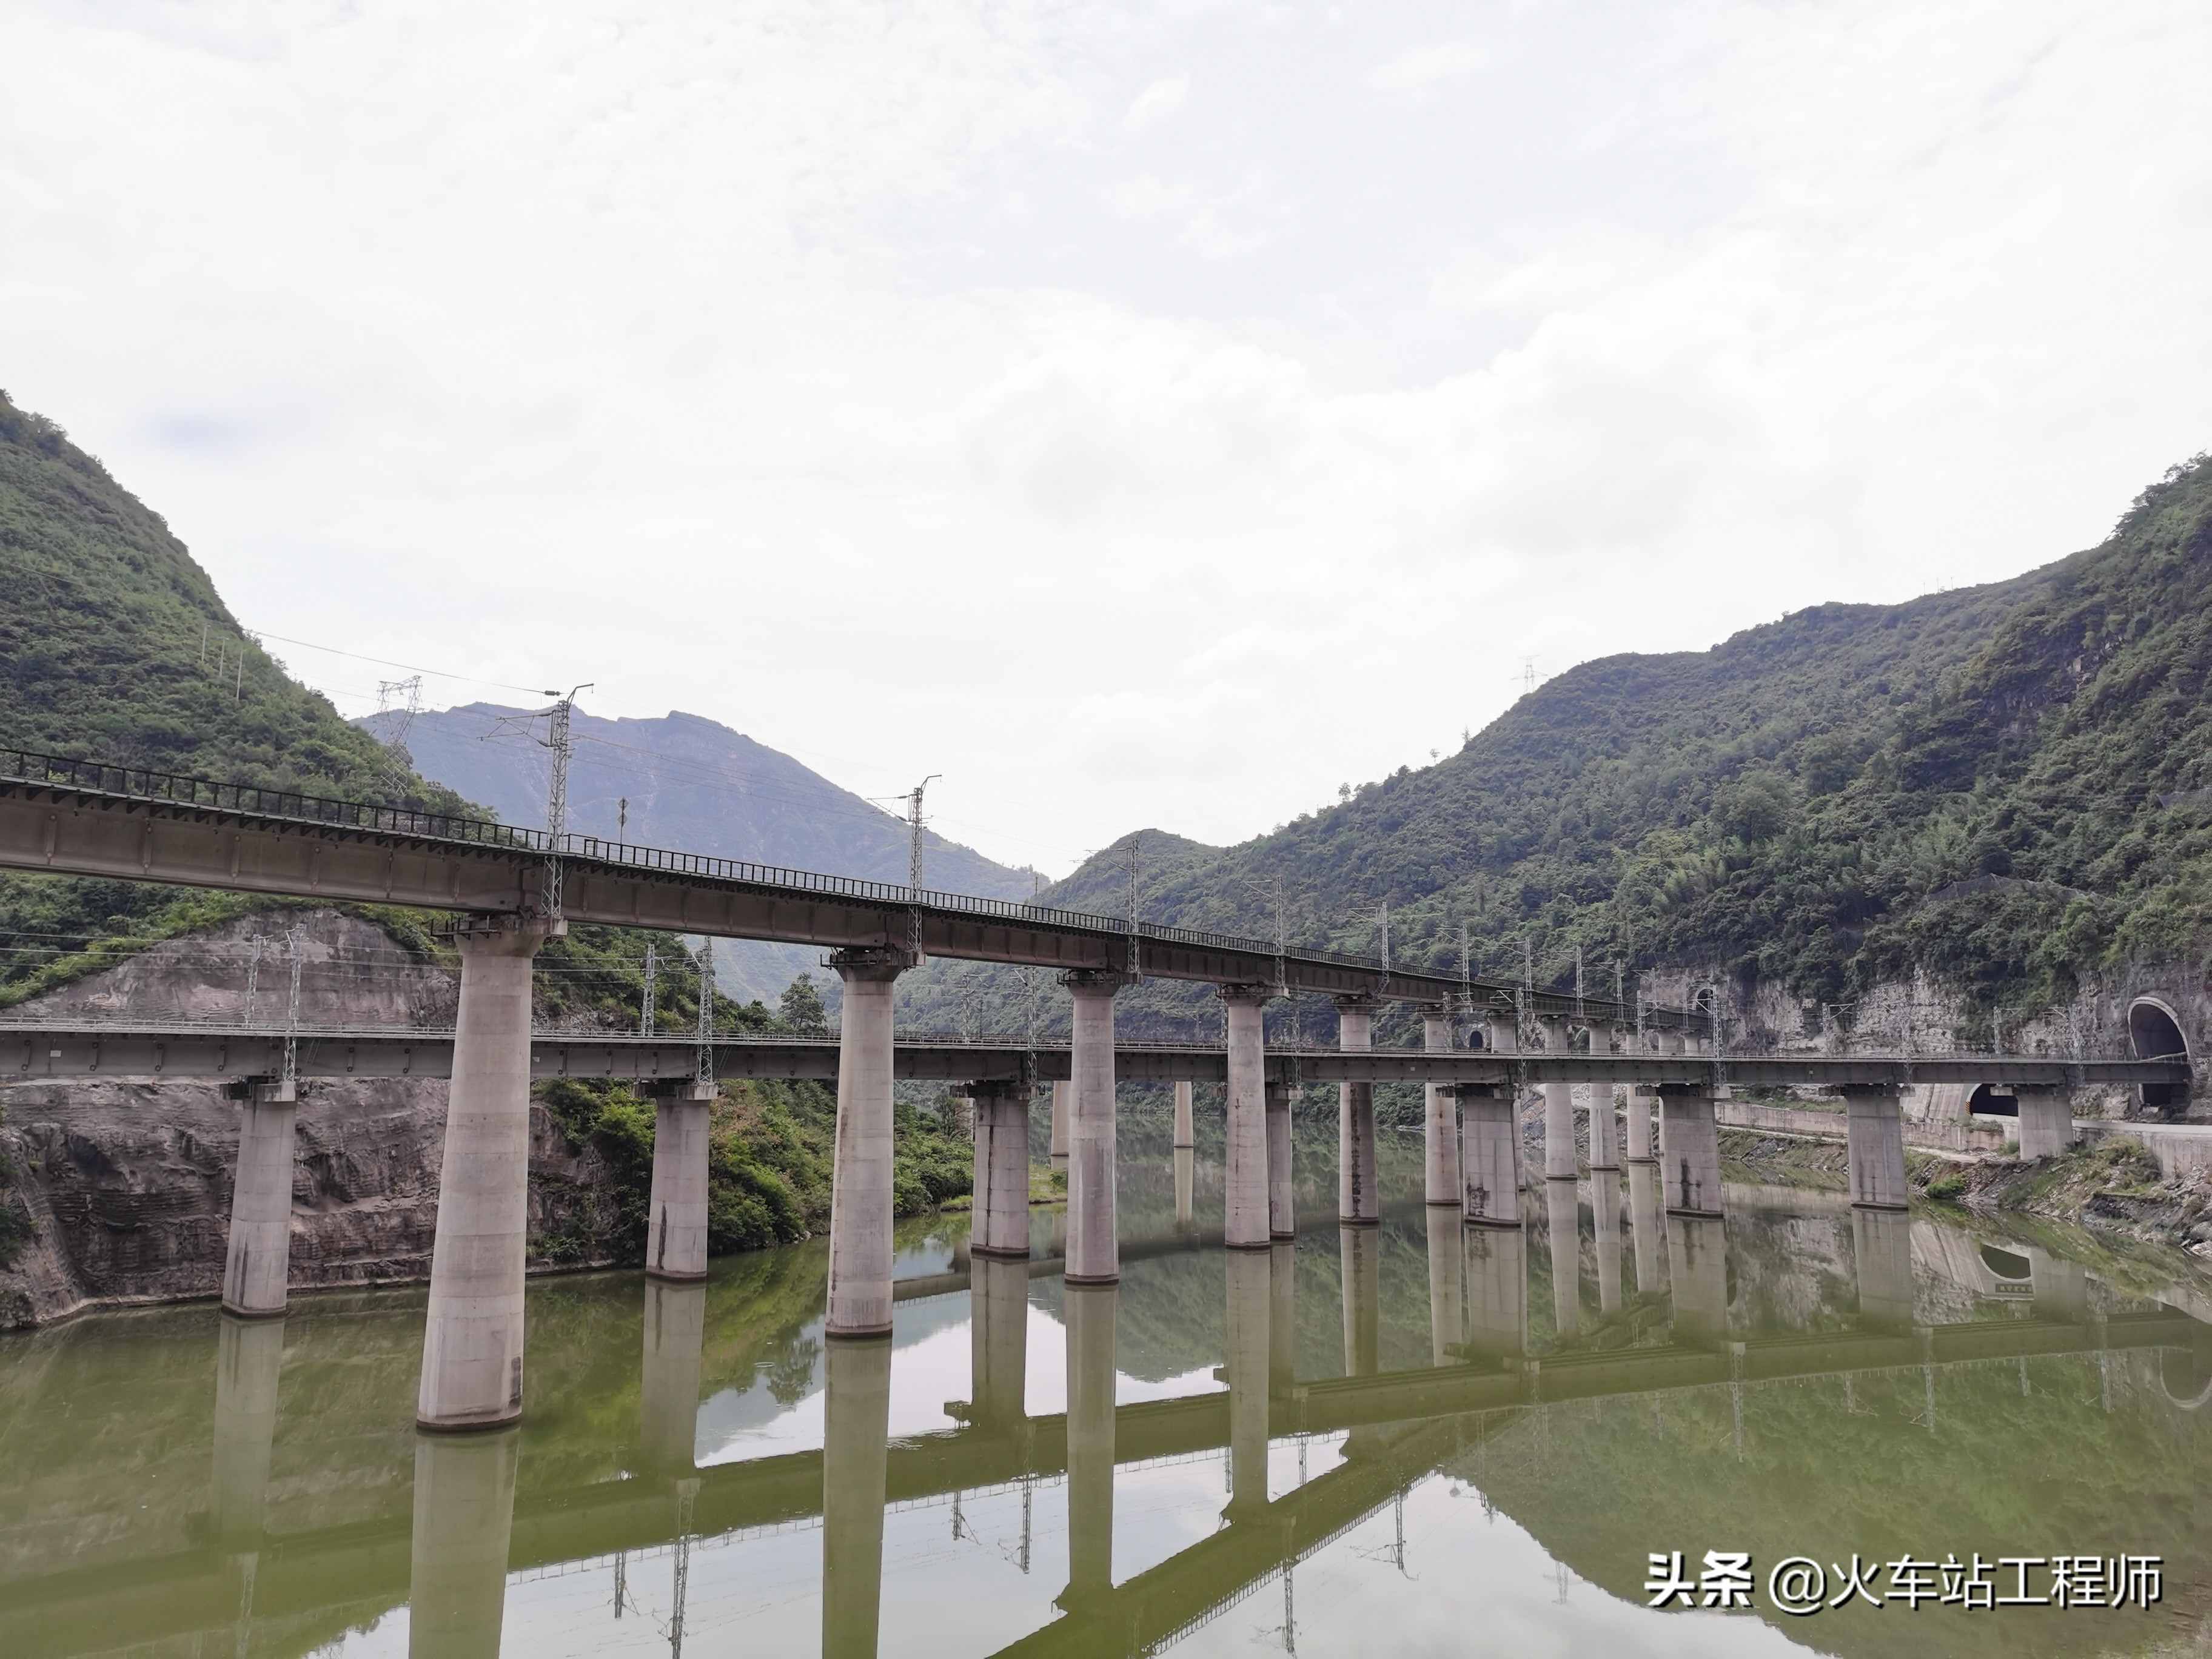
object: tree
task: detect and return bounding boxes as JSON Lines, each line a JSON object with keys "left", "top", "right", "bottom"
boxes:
{"left": 780, "top": 972, "right": 828, "bottom": 1034}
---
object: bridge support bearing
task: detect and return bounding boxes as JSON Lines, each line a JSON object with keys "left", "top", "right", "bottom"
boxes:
{"left": 409, "top": 1424, "right": 520, "bottom": 1658}
{"left": 221, "top": 1079, "right": 298, "bottom": 1318}
{"left": 2017, "top": 1084, "right": 2077, "bottom": 1161}
{"left": 1062, "top": 1281, "right": 1118, "bottom": 1609}
{"left": 1336, "top": 997, "right": 1379, "bottom": 1224}
{"left": 826, "top": 948, "right": 910, "bottom": 1339}
{"left": 640, "top": 1277, "right": 706, "bottom": 1473}
{"left": 1173, "top": 1079, "right": 1195, "bottom": 1150}
{"left": 417, "top": 916, "right": 560, "bottom": 1430}
{"left": 968, "top": 1081, "right": 1033, "bottom": 1259}
{"left": 1265, "top": 1081, "right": 1295, "bottom": 1239}
{"left": 1586, "top": 1024, "right": 1621, "bottom": 1170}
{"left": 1541, "top": 1017, "right": 1577, "bottom": 1181}
{"left": 1423, "top": 1011, "right": 1461, "bottom": 1205}
{"left": 1458, "top": 1087, "right": 1525, "bottom": 1228}
{"left": 645, "top": 1082, "right": 713, "bottom": 1282}
{"left": 1657, "top": 1088, "right": 1724, "bottom": 1219}
{"left": 822, "top": 1333, "right": 893, "bottom": 1659}
{"left": 1221, "top": 986, "right": 1273, "bottom": 1249}
{"left": 1845, "top": 1085, "right": 1909, "bottom": 1211}
{"left": 1064, "top": 970, "right": 1131, "bottom": 1285}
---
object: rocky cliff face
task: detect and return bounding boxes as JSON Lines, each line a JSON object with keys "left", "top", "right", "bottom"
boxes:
{"left": 0, "top": 909, "right": 624, "bottom": 1327}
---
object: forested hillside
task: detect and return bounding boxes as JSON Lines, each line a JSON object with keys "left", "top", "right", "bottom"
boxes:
{"left": 903, "top": 454, "right": 2212, "bottom": 1047}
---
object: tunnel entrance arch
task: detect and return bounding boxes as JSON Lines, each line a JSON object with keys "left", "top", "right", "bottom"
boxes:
{"left": 1968, "top": 1084, "right": 2017, "bottom": 1118}
{"left": 2129, "top": 997, "right": 2191, "bottom": 1114}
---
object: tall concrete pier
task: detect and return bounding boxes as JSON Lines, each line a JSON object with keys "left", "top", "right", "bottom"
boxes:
{"left": 1174, "top": 1145, "right": 1196, "bottom": 1230}
{"left": 1423, "top": 1010, "right": 1460, "bottom": 1205}
{"left": 2017, "top": 1084, "right": 2076, "bottom": 1160}
{"left": 1844, "top": 1085, "right": 1909, "bottom": 1211}
{"left": 1627, "top": 1158, "right": 1662, "bottom": 1295}
{"left": 417, "top": 915, "right": 559, "bottom": 1431}
{"left": 1593, "top": 1168, "right": 1623, "bottom": 1315}
{"left": 1341, "top": 1222, "right": 1381, "bottom": 1378}
{"left": 1049, "top": 1079, "right": 1070, "bottom": 1164}
{"left": 408, "top": 1427, "right": 520, "bottom": 1659}
{"left": 222, "top": 1081, "right": 297, "bottom": 1318}
{"left": 1269, "top": 1239, "right": 1298, "bottom": 1395}
{"left": 1667, "top": 1213, "right": 1729, "bottom": 1344}
{"left": 1064, "top": 970, "right": 1128, "bottom": 1285}
{"left": 1265, "top": 1081, "right": 1295, "bottom": 1240}
{"left": 1222, "top": 986, "right": 1273, "bottom": 1250}
{"left": 1586, "top": 1024, "right": 1621, "bottom": 1170}
{"left": 1624, "top": 1082, "right": 1657, "bottom": 1165}
{"left": 821, "top": 1335, "right": 893, "bottom": 1659}
{"left": 1545, "top": 1178, "right": 1581, "bottom": 1342}
{"left": 1540, "top": 1017, "right": 1577, "bottom": 1182}
{"left": 1336, "top": 997, "right": 1379, "bottom": 1224}
{"left": 1173, "top": 1080, "right": 1195, "bottom": 1149}
{"left": 968, "top": 1079, "right": 1033, "bottom": 1259}
{"left": 211, "top": 1313, "right": 286, "bottom": 1550}
{"left": 1427, "top": 1208, "right": 1463, "bottom": 1365}
{"left": 1062, "top": 1282, "right": 1118, "bottom": 1610}
{"left": 1657, "top": 1086, "right": 1723, "bottom": 1219}
{"left": 645, "top": 1081, "right": 713, "bottom": 1282}
{"left": 1464, "top": 1223, "right": 1528, "bottom": 1364}
{"left": 1851, "top": 1208, "right": 1914, "bottom": 1333}
{"left": 1459, "top": 1085, "right": 1525, "bottom": 1227}
{"left": 825, "top": 947, "right": 907, "bottom": 1339}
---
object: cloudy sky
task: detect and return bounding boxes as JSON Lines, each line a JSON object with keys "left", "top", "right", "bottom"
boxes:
{"left": 4, "top": 1, "right": 2208, "bottom": 875}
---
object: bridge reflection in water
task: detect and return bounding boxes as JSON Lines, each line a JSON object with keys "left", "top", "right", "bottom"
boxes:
{"left": 8, "top": 1159, "right": 2212, "bottom": 1659}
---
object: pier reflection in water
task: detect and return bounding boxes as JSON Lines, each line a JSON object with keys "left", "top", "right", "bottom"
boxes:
{"left": 9, "top": 1141, "right": 2212, "bottom": 1658}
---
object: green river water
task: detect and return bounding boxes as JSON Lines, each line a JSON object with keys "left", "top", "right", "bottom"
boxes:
{"left": 4, "top": 1133, "right": 2210, "bottom": 1658}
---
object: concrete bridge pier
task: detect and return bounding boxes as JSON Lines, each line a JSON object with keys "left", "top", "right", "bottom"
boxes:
{"left": 1666, "top": 1213, "right": 1729, "bottom": 1345}
{"left": 1174, "top": 1145, "right": 1196, "bottom": 1231}
{"left": 645, "top": 1081, "right": 714, "bottom": 1282}
{"left": 1423, "top": 1010, "right": 1461, "bottom": 1205}
{"left": 1050, "top": 1080, "right": 1070, "bottom": 1167}
{"left": 968, "top": 1080, "right": 1033, "bottom": 1259}
{"left": 1173, "top": 1081, "right": 1195, "bottom": 1150}
{"left": 1341, "top": 1222, "right": 1381, "bottom": 1379}
{"left": 2029, "top": 1247, "right": 2090, "bottom": 1322}
{"left": 1627, "top": 1158, "right": 1661, "bottom": 1296}
{"left": 1463, "top": 1222, "right": 1528, "bottom": 1364}
{"left": 1064, "top": 970, "right": 1130, "bottom": 1285}
{"left": 1587, "top": 1025, "right": 1622, "bottom": 1170}
{"left": 1544, "top": 1178, "right": 1581, "bottom": 1343}
{"left": 1427, "top": 1208, "right": 1464, "bottom": 1365}
{"left": 1845, "top": 1085, "right": 1909, "bottom": 1211}
{"left": 822, "top": 1333, "right": 893, "bottom": 1659}
{"left": 970, "top": 1252, "right": 1031, "bottom": 1430}
{"left": 1458, "top": 1085, "right": 1526, "bottom": 1228}
{"left": 1657, "top": 1085, "right": 1724, "bottom": 1219}
{"left": 826, "top": 948, "right": 909, "bottom": 1338}
{"left": 417, "top": 915, "right": 561, "bottom": 1431}
{"left": 1266, "top": 1081, "right": 1295, "bottom": 1239}
{"left": 1594, "top": 1168, "right": 1623, "bottom": 1315}
{"left": 1851, "top": 1207, "right": 1914, "bottom": 1333}
{"left": 2017, "top": 1084, "right": 2077, "bottom": 1160}
{"left": 1222, "top": 986, "right": 1273, "bottom": 1250}
{"left": 1224, "top": 1245, "right": 1272, "bottom": 1520}
{"left": 1625, "top": 1082, "right": 1658, "bottom": 1165}
{"left": 1540, "top": 1017, "right": 1577, "bottom": 1182}
{"left": 407, "top": 1426, "right": 520, "bottom": 1659}
{"left": 211, "top": 1313, "right": 286, "bottom": 1552}
{"left": 1336, "top": 997, "right": 1379, "bottom": 1224}
{"left": 638, "top": 1278, "right": 706, "bottom": 1474}
{"left": 1061, "top": 1282, "right": 1118, "bottom": 1611}
{"left": 222, "top": 1081, "right": 298, "bottom": 1318}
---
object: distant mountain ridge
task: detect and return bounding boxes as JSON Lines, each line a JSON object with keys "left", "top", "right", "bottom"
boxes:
{"left": 381, "top": 703, "right": 1040, "bottom": 1004}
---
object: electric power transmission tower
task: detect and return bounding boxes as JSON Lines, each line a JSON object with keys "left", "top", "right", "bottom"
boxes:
{"left": 642, "top": 941, "right": 658, "bottom": 1037}
{"left": 1126, "top": 833, "right": 1144, "bottom": 983}
{"left": 373, "top": 676, "right": 423, "bottom": 804}
{"left": 244, "top": 934, "right": 268, "bottom": 1027}
{"left": 694, "top": 940, "right": 715, "bottom": 1087}
{"left": 907, "top": 774, "right": 939, "bottom": 962}
{"left": 538, "top": 685, "right": 592, "bottom": 920}
{"left": 282, "top": 927, "right": 306, "bottom": 1087}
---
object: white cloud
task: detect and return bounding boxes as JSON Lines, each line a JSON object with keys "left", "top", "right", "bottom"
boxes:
{"left": 1, "top": 0, "right": 2208, "bottom": 877}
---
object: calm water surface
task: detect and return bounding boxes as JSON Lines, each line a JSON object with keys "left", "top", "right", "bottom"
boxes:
{"left": 5, "top": 1133, "right": 2211, "bottom": 1658}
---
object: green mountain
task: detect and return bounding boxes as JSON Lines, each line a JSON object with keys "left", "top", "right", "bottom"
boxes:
{"left": 900, "top": 453, "right": 2212, "bottom": 1048}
